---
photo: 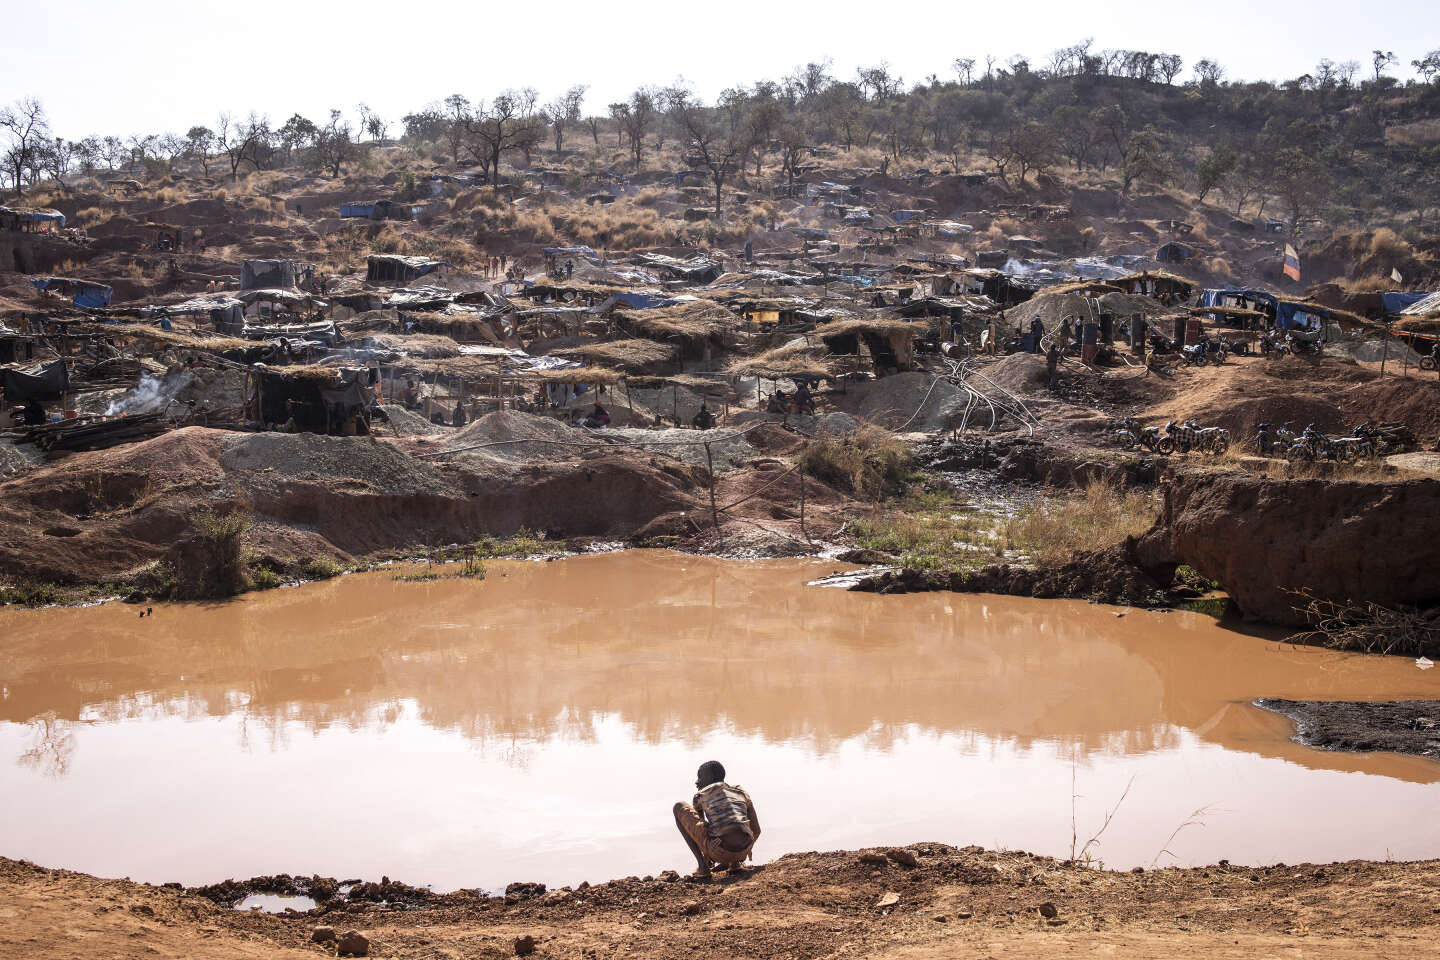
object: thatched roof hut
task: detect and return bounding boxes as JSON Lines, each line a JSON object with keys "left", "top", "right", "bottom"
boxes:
{"left": 812, "top": 316, "right": 926, "bottom": 372}
{"left": 727, "top": 340, "right": 835, "bottom": 380}
{"left": 550, "top": 338, "right": 677, "bottom": 372}
{"left": 536, "top": 366, "right": 626, "bottom": 386}
{"left": 614, "top": 299, "right": 740, "bottom": 363}
{"left": 245, "top": 364, "right": 376, "bottom": 433}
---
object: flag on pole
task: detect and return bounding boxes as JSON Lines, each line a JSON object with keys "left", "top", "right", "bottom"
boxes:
{"left": 1282, "top": 244, "right": 1301, "bottom": 282}
{"left": 1392, "top": 267, "right": 1403, "bottom": 284}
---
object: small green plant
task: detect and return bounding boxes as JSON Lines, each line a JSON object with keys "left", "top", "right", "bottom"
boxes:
{"left": 248, "top": 565, "right": 282, "bottom": 590}
{"left": 393, "top": 547, "right": 487, "bottom": 583}
{"left": 0, "top": 580, "right": 64, "bottom": 607}
{"left": 298, "top": 557, "right": 343, "bottom": 581}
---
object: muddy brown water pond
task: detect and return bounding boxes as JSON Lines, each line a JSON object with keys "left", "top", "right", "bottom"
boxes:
{"left": 2, "top": 551, "right": 1438, "bottom": 893}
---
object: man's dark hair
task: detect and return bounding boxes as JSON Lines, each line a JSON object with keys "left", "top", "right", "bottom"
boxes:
{"left": 696, "top": 761, "right": 726, "bottom": 786}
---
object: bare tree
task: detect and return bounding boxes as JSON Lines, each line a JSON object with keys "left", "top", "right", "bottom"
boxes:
{"left": 313, "top": 110, "right": 354, "bottom": 178}
{"left": 545, "top": 85, "right": 588, "bottom": 154}
{"left": 668, "top": 90, "right": 745, "bottom": 219}
{"left": 1, "top": 97, "right": 49, "bottom": 197}
{"left": 1371, "top": 49, "right": 1396, "bottom": 81}
{"left": 469, "top": 89, "right": 544, "bottom": 181}
{"left": 216, "top": 112, "right": 266, "bottom": 182}
{"left": 952, "top": 57, "right": 976, "bottom": 85}
{"left": 357, "top": 103, "right": 387, "bottom": 142}
{"left": 442, "top": 94, "right": 471, "bottom": 167}
{"left": 38, "top": 138, "right": 77, "bottom": 192}
{"left": 1157, "top": 54, "right": 1184, "bottom": 85}
{"left": 617, "top": 87, "right": 657, "bottom": 169}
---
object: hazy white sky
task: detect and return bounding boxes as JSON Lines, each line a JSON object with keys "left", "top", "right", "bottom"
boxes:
{"left": 7, "top": 0, "right": 1440, "bottom": 141}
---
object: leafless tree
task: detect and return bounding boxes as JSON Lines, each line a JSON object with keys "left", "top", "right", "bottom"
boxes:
{"left": 545, "top": 85, "right": 588, "bottom": 154}
{"left": 668, "top": 90, "right": 745, "bottom": 219}
{"left": 1, "top": 96, "right": 48, "bottom": 197}
{"left": 313, "top": 110, "right": 354, "bottom": 178}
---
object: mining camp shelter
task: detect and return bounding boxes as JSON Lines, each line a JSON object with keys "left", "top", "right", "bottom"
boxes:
{"left": 366, "top": 255, "right": 448, "bottom": 286}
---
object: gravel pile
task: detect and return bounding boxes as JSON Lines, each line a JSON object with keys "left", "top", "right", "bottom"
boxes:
{"left": 839, "top": 373, "right": 968, "bottom": 431}
{"left": 379, "top": 404, "right": 446, "bottom": 436}
{"left": 0, "top": 439, "right": 43, "bottom": 479}
{"left": 220, "top": 432, "right": 445, "bottom": 495}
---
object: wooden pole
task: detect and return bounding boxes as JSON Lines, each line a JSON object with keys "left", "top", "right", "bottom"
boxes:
{"left": 1403, "top": 334, "right": 1411, "bottom": 378}
{"left": 798, "top": 459, "right": 808, "bottom": 542}
{"left": 1380, "top": 330, "right": 1389, "bottom": 377}
{"left": 704, "top": 441, "right": 720, "bottom": 532}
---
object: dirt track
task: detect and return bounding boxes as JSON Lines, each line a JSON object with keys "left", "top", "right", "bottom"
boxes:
{"left": 6, "top": 846, "right": 1439, "bottom": 959}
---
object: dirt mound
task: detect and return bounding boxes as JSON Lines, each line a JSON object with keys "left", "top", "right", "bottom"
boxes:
{"left": 978, "top": 352, "right": 1048, "bottom": 395}
{"left": 447, "top": 410, "right": 590, "bottom": 462}
{"left": 836, "top": 373, "right": 967, "bottom": 431}
{"left": 380, "top": 403, "right": 447, "bottom": 436}
{"left": 854, "top": 540, "right": 1167, "bottom": 607}
{"left": 0, "top": 426, "right": 703, "bottom": 588}
{"left": 1256, "top": 699, "right": 1440, "bottom": 756}
{"left": 0, "top": 439, "right": 43, "bottom": 479}
{"left": 221, "top": 433, "right": 445, "bottom": 496}
{"left": 1340, "top": 378, "right": 1440, "bottom": 447}
{"left": 1208, "top": 394, "right": 1348, "bottom": 438}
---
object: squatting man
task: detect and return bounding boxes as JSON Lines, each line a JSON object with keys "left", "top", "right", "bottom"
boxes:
{"left": 673, "top": 761, "right": 761, "bottom": 878}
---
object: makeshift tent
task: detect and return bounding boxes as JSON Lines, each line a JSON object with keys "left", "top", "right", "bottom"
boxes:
{"left": 1, "top": 358, "right": 69, "bottom": 401}
{"left": 0, "top": 206, "right": 66, "bottom": 232}
{"left": 1156, "top": 241, "right": 1195, "bottom": 262}
{"left": 30, "top": 277, "right": 112, "bottom": 308}
{"left": 241, "top": 259, "right": 297, "bottom": 290}
{"left": 340, "top": 199, "right": 414, "bottom": 220}
{"left": 245, "top": 365, "right": 375, "bottom": 433}
{"left": 366, "top": 255, "right": 447, "bottom": 285}
{"left": 1380, "top": 291, "right": 1432, "bottom": 315}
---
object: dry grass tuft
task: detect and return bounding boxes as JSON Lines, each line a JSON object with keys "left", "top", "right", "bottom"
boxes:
{"left": 1002, "top": 480, "right": 1157, "bottom": 566}
{"left": 1367, "top": 227, "right": 1413, "bottom": 263}
{"left": 798, "top": 425, "right": 913, "bottom": 500}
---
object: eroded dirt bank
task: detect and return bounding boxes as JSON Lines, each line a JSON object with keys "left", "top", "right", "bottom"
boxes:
{"left": 1138, "top": 472, "right": 1440, "bottom": 625}
{"left": 5, "top": 848, "right": 1439, "bottom": 960}
{"left": 857, "top": 469, "right": 1440, "bottom": 633}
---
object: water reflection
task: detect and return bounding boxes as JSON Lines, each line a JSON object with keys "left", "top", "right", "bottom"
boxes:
{"left": 1, "top": 552, "right": 1433, "bottom": 774}
{"left": 2, "top": 552, "right": 1438, "bottom": 887}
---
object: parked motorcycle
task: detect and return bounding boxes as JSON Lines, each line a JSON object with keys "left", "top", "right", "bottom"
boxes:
{"left": 1116, "top": 416, "right": 1175, "bottom": 455}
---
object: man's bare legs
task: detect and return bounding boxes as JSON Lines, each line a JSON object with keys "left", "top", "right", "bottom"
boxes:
{"left": 673, "top": 803, "right": 711, "bottom": 878}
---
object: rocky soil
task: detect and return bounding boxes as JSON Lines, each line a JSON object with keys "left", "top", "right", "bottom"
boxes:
{"left": 5, "top": 847, "right": 1439, "bottom": 960}
{"left": 1255, "top": 699, "right": 1440, "bottom": 759}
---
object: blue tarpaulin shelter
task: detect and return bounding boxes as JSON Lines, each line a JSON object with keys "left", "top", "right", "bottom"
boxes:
{"left": 0, "top": 206, "right": 65, "bottom": 231}
{"left": 1380, "top": 291, "right": 1432, "bottom": 315}
{"left": 30, "top": 277, "right": 112, "bottom": 308}
{"left": 1200, "top": 288, "right": 1277, "bottom": 312}
{"left": 1275, "top": 301, "right": 1330, "bottom": 330}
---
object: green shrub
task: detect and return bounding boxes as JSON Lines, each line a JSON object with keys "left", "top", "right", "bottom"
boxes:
{"left": 298, "top": 557, "right": 343, "bottom": 581}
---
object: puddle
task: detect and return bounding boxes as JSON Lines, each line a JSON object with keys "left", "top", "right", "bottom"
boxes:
{"left": 234, "top": 893, "right": 316, "bottom": 913}
{"left": 2, "top": 551, "right": 1438, "bottom": 891}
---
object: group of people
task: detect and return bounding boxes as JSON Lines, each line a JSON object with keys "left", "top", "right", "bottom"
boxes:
{"left": 763, "top": 382, "right": 815, "bottom": 417}
{"left": 481, "top": 254, "right": 510, "bottom": 279}
{"left": 399, "top": 379, "right": 472, "bottom": 428}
